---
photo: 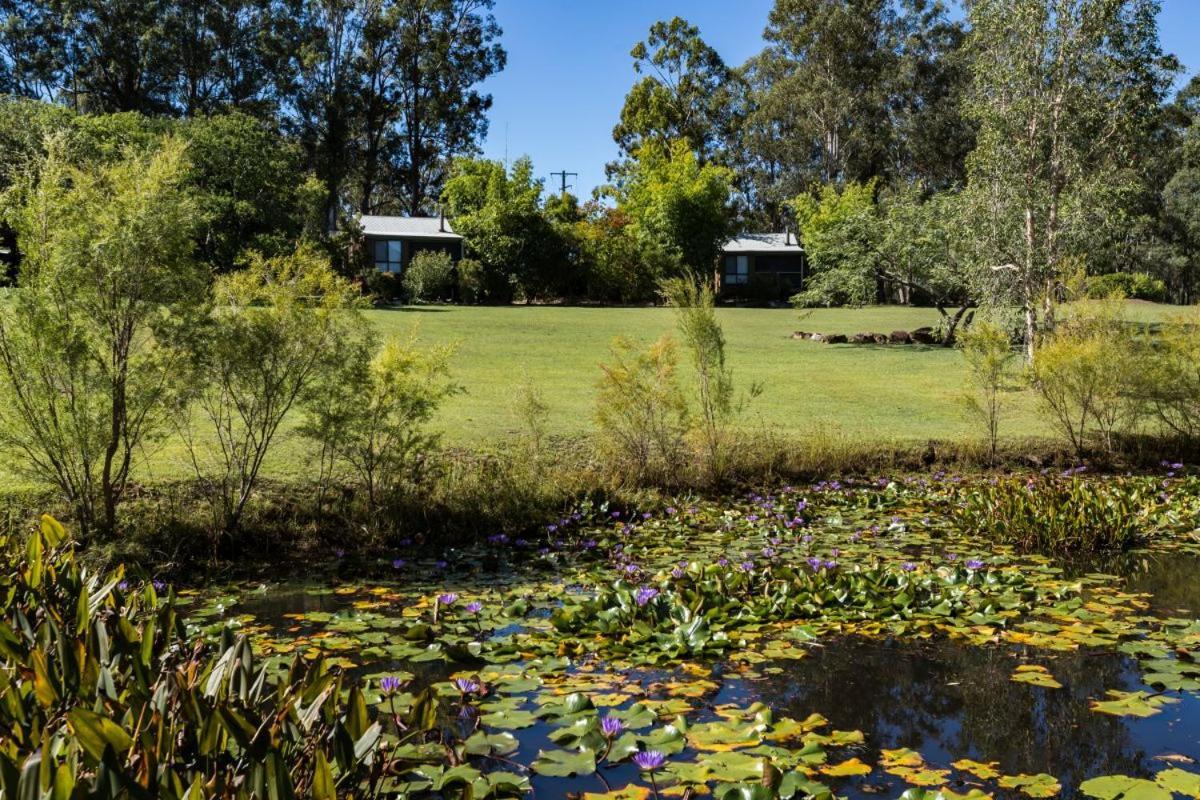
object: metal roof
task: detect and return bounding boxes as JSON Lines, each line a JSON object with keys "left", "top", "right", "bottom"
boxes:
{"left": 359, "top": 215, "right": 461, "bottom": 240}
{"left": 722, "top": 232, "right": 803, "bottom": 254}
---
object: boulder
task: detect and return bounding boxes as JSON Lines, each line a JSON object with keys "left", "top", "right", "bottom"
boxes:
{"left": 911, "top": 327, "right": 938, "bottom": 344}
{"left": 890, "top": 330, "right": 913, "bottom": 344}
{"left": 824, "top": 333, "right": 848, "bottom": 344}
{"left": 849, "top": 333, "right": 872, "bottom": 344}
{"left": 792, "top": 331, "right": 810, "bottom": 340}
{"left": 872, "top": 333, "right": 890, "bottom": 344}
{"left": 809, "top": 333, "right": 825, "bottom": 343}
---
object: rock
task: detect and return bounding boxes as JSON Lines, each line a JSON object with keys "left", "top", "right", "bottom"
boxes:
{"left": 911, "top": 327, "right": 938, "bottom": 344}
{"left": 872, "top": 333, "right": 890, "bottom": 344}
{"left": 849, "top": 333, "right": 872, "bottom": 344}
{"left": 809, "top": 333, "right": 825, "bottom": 343}
{"left": 890, "top": 330, "right": 912, "bottom": 344}
{"left": 824, "top": 333, "right": 848, "bottom": 344}
{"left": 792, "top": 331, "right": 810, "bottom": 340}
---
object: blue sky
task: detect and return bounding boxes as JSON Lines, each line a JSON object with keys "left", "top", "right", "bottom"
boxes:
{"left": 476, "top": 0, "right": 1200, "bottom": 198}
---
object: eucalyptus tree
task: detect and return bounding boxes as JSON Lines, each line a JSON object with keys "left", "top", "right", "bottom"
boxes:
{"left": 962, "top": 0, "right": 1176, "bottom": 359}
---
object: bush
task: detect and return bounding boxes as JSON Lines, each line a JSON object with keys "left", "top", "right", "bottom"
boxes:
{"left": 1142, "top": 312, "right": 1200, "bottom": 441}
{"left": 958, "top": 320, "right": 1018, "bottom": 463}
{"left": 1031, "top": 303, "right": 1146, "bottom": 455}
{"left": 402, "top": 249, "right": 455, "bottom": 302}
{"left": 1085, "top": 271, "right": 1167, "bottom": 302}
{"left": 303, "top": 330, "right": 460, "bottom": 520}
{"left": 593, "top": 336, "right": 689, "bottom": 485}
{"left": 953, "top": 475, "right": 1154, "bottom": 553}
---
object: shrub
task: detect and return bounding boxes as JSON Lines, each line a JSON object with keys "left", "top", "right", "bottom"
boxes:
{"left": 958, "top": 320, "right": 1018, "bottom": 463}
{"left": 1031, "top": 303, "right": 1146, "bottom": 455}
{"left": 1142, "top": 313, "right": 1200, "bottom": 441}
{"left": 177, "top": 244, "right": 363, "bottom": 536}
{"left": 0, "top": 515, "right": 390, "bottom": 798}
{"left": 593, "top": 336, "right": 689, "bottom": 485}
{"left": 402, "top": 249, "right": 455, "bottom": 302}
{"left": 953, "top": 475, "right": 1154, "bottom": 553}
{"left": 302, "top": 330, "right": 460, "bottom": 518}
{"left": 1085, "top": 271, "right": 1167, "bottom": 302}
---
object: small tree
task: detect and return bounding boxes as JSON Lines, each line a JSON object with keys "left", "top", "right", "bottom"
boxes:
{"left": 0, "top": 137, "right": 205, "bottom": 539}
{"left": 593, "top": 336, "right": 689, "bottom": 485}
{"left": 179, "top": 244, "right": 362, "bottom": 535}
{"left": 302, "top": 330, "right": 460, "bottom": 516}
{"left": 957, "top": 320, "right": 1017, "bottom": 463}
{"left": 661, "top": 276, "right": 755, "bottom": 481}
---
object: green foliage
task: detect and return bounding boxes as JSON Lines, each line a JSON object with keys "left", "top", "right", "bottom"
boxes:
{"left": 1030, "top": 303, "right": 1146, "bottom": 455}
{"left": 953, "top": 475, "right": 1154, "bottom": 554}
{"left": 790, "top": 182, "right": 880, "bottom": 307}
{"left": 613, "top": 16, "right": 737, "bottom": 163}
{"left": 1084, "top": 271, "right": 1167, "bottom": 302}
{"left": 1141, "top": 310, "right": 1200, "bottom": 441}
{"left": 402, "top": 249, "right": 456, "bottom": 302}
{"left": 958, "top": 320, "right": 1018, "bottom": 462}
{"left": 178, "top": 244, "right": 363, "bottom": 534}
{"left": 0, "top": 137, "right": 205, "bottom": 539}
{"left": 574, "top": 207, "right": 663, "bottom": 303}
{"left": 662, "top": 277, "right": 755, "bottom": 482}
{"left": 593, "top": 336, "right": 690, "bottom": 485}
{"left": 0, "top": 514, "right": 387, "bottom": 799}
{"left": 441, "top": 156, "right": 573, "bottom": 302}
{"left": 962, "top": 0, "right": 1175, "bottom": 356}
{"left": 551, "top": 556, "right": 1050, "bottom": 660}
{"left": 302, "top": 329, "right": 460, "bottom": 516}
{"left": 608, "top": 140, "right": 734, "bottom": 278}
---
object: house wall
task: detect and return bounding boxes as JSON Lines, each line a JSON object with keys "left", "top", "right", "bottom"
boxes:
{"left": 720, "top": 251, "right": 807, "bottom": 299}
{"left": 366, "top": 234, "right": 462, "bottom": 273}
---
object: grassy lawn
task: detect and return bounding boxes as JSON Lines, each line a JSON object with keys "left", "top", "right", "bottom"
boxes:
{"left": 386, "top": 304, "right": 1041, "bottom": 446}
{"left": 4, "top": 302, "right": 1189, "bottom": 487}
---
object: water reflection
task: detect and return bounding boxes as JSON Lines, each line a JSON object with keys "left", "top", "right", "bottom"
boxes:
{"left": 723, "top": 637, "right": 1200, "bottom": 797}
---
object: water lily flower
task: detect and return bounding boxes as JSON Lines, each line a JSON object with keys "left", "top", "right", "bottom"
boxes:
{"left": 966, "top": 559, "right": 985, "bottom": 570}
{"left": 635, "top": 586, "right": 659, "bottom": 606}
{"left": 634, "top": 751, "right": 666, "bottom": 772}
{"left": 671, "top": 566, "right": 685, "bottom": 579}
{"left": 453, "top": 677, "right": 480, "bottom": 695}
{"left": 152, "top": 580, "right": 166, "bottom": 591}
{"left": 379, "top": 676, "right": 403, "bottom": 695}
{"left": 718, "top": 557, "right": 729, "bottom": 567}
{"left": 435, "top": 559, "right": 448, "bottom": 569}
{"left": 600, "top": 716, "right": 625, "bottom": 738}
{"left": 739, "top": 561, "right": 754, "bottom": 573}
{"left": 392, "top": 558, "right": 406, "bottom": 570}
{"left": 901, "top": 562, "right": 917, "bottom": 572}
{"left": 466, "top": 601, "right": 483, "bottom": 614}
{"left": 118, "top": 580, "right": 130, "bottom": 592}
{"left": 666, "top": 507, "right": 677, "bottom": 515}
{"left": 807, "top": 556, "right": 823, "bottom": 571}
{"left": 438, "top": 592, "right": 458, "bottom": 606}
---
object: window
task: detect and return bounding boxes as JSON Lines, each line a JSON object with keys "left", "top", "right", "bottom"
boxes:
{"left": 723, "top": 254, "right": 749, "bottom": 285}
{"left": 373, "top": 239, "right": 403, "bottom": 273}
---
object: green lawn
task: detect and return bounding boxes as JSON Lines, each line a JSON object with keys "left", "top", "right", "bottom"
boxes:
{"left": 389, "top": 304, "right": 1038, "bottom": 446}
{"left": 7, "top": 302, "right": 1190, "bottom": 487}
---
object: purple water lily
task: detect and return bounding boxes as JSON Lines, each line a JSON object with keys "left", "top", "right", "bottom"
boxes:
{"left": 635, "top": 586, "right": 659, "bottom": 606}
{"left": 465, "top": 601, "right": 483, "bottom": 614}
{"left": 379, "top": 676, "right": 403, "bottom": 695}
{"left": 392, "top": 558, "right": 406, "bottom": 570}
{"left": 438, "top": 592, "right": 458, "bottom": 606}
{"left": 965, "top": 559, "right": 985, "bottom": 570}
{"left": 633, "top": 751, "right": 666, "bottom": 771}
{"left": 600, "top": 716, "right": 625, "bottom": 738}
{"left": 453, "top": 677, "right": 480, "bottom": 695}
{"left": 901, "top": 562, "right": 917, "bottom": 572}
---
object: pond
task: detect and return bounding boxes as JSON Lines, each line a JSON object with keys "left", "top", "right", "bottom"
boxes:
{"left": 183, "top": 475, "right": 1200, "bottom": 799}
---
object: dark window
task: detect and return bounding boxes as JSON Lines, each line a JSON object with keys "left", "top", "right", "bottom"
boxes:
{"left": 723, "top": 254, "right": 749, "bottom": 285}
{"left": 373, "top": 239, "right": 403, "bottom": 273}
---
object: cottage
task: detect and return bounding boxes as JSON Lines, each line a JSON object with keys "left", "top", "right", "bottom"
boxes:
{"left": 719, "top": 232, "right": 807, "bottom": 298}
{"left": 360, "top": 215, "right": 463, "bottom": 274}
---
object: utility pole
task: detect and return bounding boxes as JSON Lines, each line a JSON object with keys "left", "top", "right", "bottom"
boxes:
{"left": 549, "top": 170, "right": 578, "bottom": 195}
